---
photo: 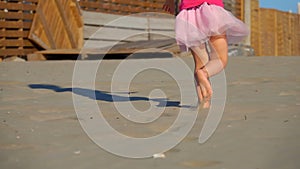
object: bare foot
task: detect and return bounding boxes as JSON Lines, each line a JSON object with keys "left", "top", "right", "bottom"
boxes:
{"left": 194, "top": 68, "right": 212, "bottom": 108}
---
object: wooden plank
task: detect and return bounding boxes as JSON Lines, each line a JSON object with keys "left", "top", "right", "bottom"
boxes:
{"left": 83, "top": 11, "right": 148, "bottom": 29}
{"left": 0, "top": 2, "right": 36, "bottom": 11}
{"left": 83, "top": 11, "right": 175, "bottom": 32}
{"left": 27, "top": 53, "right": 46, "bottom": 61}
{"left": 0, "top": 48, "right": 36, "bottom": 55}
{"left": 83, "top": 34, "right": 172, "bottom": 48}
{"left": 36, "top": 39, "right": 175, "bottom": 55}
{"left": 79, "top": 0, "right": 167, "bottom": 14}
{"left": 0, "top": 11, "right": 34, "bottom": 20}
{"left": 0, "top": 30, "right": 29, "bottom": 37}
{"left": 104, "top": 0, "right": 163, "bottom": 8}
{"left": 28, "top": 0, "right": 83, "bottom": 50}
{"left": 250, "top": 0, "right": 260, "bottom": 55}
{"left": 148, "top": 32, "right": 175, "bottom": 40}
{"left": 34, "top": 6, "right": 56, "bottom": 49}
{"left": 0, "top": 39, "right": 34, "bottom": 47}
{"left": 148, "top": 17, "right": 175, "bottom": 30}
{"left": 274, "top": 10, "right": 278, "bottom": 56}
{"left": 82, "top": 10, "right": 175, "bottom": 45}
{"left": 2, "top": 0, "right": 38, "bottom": 2}
{"left": 34, "top": 48, "right": 171, "bottom": 57}
{"left": 84, "top": 25, "right": 148, "bottom": 41}
{"left": 34, "top": 48, "right": 137, "bottom": 55}
{"left": 54, "top": 0, "right": 77, "bottom": 48}
{"left": 79, "top": 0, "right": 171, "bottom": 15}
{"left": 83, "top": 40, "right": 126, "bottom": 49}
{"left": 0, "top": 21, "right": 32, "bottom": 29}
{"left": 0, "top": 1, "right": 38, "bottom": 57}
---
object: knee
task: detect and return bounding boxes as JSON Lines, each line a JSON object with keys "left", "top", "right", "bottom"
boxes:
{"left": 221, "top": 55, "right": 228, "bottom": 68}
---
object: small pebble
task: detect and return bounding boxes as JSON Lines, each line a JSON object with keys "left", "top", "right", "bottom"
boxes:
{"left": 153, "top": 153, "right": 165, "bottom": 159}
{"left": 16, "top": 136, "right": 20, "bottom": 139}
{"left": 90, "top": 116, "right": 93, "bottom": 119}
{"left": 3, "top": 120, "right": 6, "bottom": 123}
{"left": 284, "top": 120, "right": 289, "bottom": 123}
{"left": 74, "top": 150, "right": 81, "bottom": 155}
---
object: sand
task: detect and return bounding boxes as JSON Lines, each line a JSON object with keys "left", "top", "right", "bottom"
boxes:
{"left": 0, "top": 56, "right": 299, "bottom": 169}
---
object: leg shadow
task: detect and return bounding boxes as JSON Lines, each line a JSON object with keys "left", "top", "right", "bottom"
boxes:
{"left": 28, "top": 84, "right": 181, "bottom": 107}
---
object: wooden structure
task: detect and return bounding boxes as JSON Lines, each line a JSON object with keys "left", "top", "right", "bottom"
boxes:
{"left": 79, "top": 0, "right": 167, "bottom": 15}
{"left": 1, "top": 0, "right": 299, "bottom": 60}
{"left": 29, "top": 0, "right": 83, "bottom": 50}
{"left": 32, "top": 11, "right": 177, "bottom": 60}
{"left": 0, "top": 0, "right": 38, "bottom": 59}
{"left": 83, "top": 11, "right": 174, "bottom": 48}
{"left": 224, "top": 0, "right": 244, "bottom": 20}
{"left": 251, "top": 6, "right": 300, "bottom": 56}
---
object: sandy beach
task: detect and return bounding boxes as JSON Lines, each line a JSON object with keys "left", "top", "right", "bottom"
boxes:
{"left": 0, "top": 56, "right": 299, "bottom": 169}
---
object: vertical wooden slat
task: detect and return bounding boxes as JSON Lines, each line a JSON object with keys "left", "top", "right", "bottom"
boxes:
{"left": 274, "top": 11, "right": 278, "bottom": 56}
{"left": 250, "top": 0, "right": 260, "bottom": 55}
{"left": 35, "top": 6, "right": 56, "bottom": 49}
{"left": 240, "top": 0, "right": 244, "bottom": 21}
{"left": 54, "top": 0, "right": 77, "bottom": 48}
{"left": 18, "top": 1, "right": 23, "bottom": 52}
{"left": 28, "top": 0, "right": 83, "bottom": 50}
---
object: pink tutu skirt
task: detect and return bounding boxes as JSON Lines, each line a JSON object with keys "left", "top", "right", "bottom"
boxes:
{"left": 175, "top": 2, "right": 249, "bottom": 51}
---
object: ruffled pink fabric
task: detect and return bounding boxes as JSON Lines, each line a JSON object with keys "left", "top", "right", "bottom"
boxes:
{"left": 175, "top": 2, "right": 249, "bottom": 51}
{"left": 180, "top": 0, "right": 224, "bottom": 11}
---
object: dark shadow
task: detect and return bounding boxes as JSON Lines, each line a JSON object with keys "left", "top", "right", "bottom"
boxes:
{"left": 28, "top": 84, "right": 181, "bottom": 107}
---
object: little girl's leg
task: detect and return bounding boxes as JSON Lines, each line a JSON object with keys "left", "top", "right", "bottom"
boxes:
{"left": 191, "top": 34, "right": 228, "bottom": 108}
{"left": 204, "top": 35, "right": 228, "bottom": 77}
{"left": 190, "top": 44, "right": 212, "bottom": 108}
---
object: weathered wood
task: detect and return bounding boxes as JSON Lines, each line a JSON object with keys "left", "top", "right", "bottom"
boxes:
{"left": 0, "top": 39, "right": 34, "bottom": 47}
{"left": 0, "top": 11, "right": 34, "bottom": 20}
{"left": 0, "top": 49, "right": 37, "bottom": 56}
{"left": 148, "top": 19, "right": 175, "bottom": 30}
{"left": 32, "top": 39, "right": 175, "bottom": 60}
{"left": 0, "top": 30, "right": 30, "bottom": 37}
{"left": 0, "top": 21, "right": 32, "bottom": 29}
{"left": 28, "top": 0, "right": 83, "bottom": 50}
{"left": 79, "top": 0, "right": 167, "bottom": 15}
{"left": 0, "top": 0, "right": 38, "bottom": 3}
{"left": 27, "top": 53, "right": 46, "bottom": 61}
{"left": 0, "top": 0, "right": 38, "bottom": 57}
{"left": 84, "top": 26, "right": 148, "bottom": 41}
{"left": 254, "top": 8, "right": 300, "bottom": 56}
{"left": 83, "top": 40, "right": 126, "bottom": 49}
{"left": 82, "top": 11, "right": 175, "bottom": 48}
{"left": 83, "top": 11, "right": 148, "bottom": 29}
{"left": 0, "top": 2, "right": 36, "bottom": 11}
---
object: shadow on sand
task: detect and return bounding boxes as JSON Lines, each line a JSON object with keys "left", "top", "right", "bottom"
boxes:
{"left": 28, "top": 84, "right": 181, "bottom": 107}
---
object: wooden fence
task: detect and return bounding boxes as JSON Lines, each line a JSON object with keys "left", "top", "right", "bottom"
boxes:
{"left": 79, "top": 0, "right": 167, "bottom": 15}
{"left": 0, "top": 0, "right": 39, "bottom": 59}
{"left": 224, "top": 0, "right": 243, "bottom": 20}
{"left": 251, "top": 8, "right": 300, "bottom": 56}
{"left": 1, "top": 0, "right": 299, "bottom": 59}
{"left": 0, "top": 0, "right": 242, "bottom": 60}
{"left": 79, "top": 0, "right": 242, "bottom": 16}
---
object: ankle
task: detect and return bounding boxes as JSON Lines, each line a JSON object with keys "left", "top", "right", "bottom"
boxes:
{"left": 200, "top": 67, "right": 209, "bottom": 78}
